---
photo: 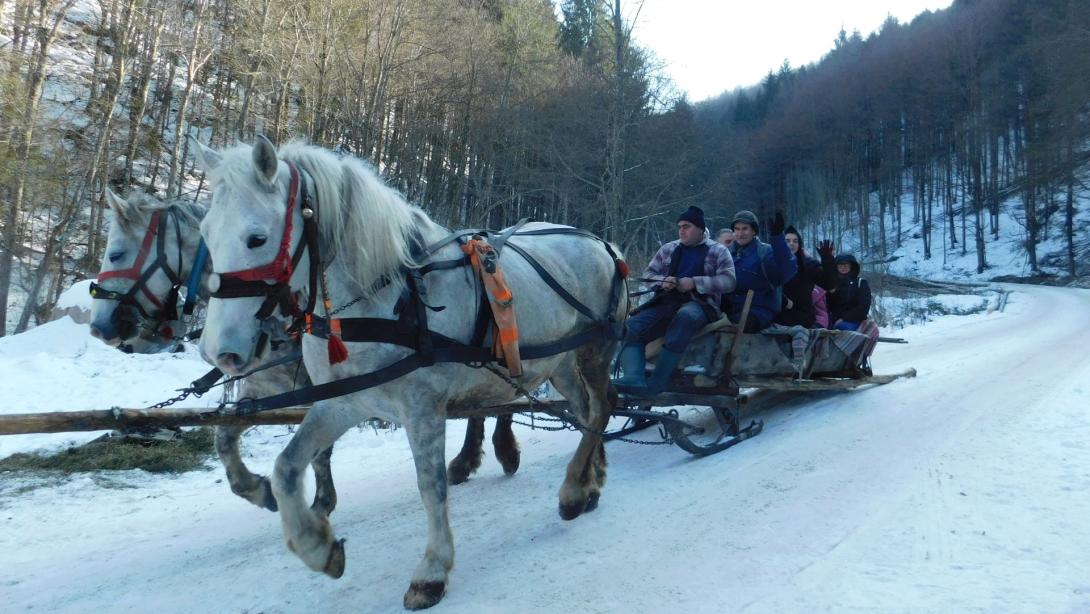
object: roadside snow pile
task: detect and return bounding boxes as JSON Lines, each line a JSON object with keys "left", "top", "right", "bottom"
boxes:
{"left": 874, "top": 291, "right": 999, "bottom": 329}
{"left": 0, "top": 316, "right": 218, "bottom": 458}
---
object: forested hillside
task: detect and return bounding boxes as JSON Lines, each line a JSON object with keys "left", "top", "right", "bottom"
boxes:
{"left": 687, "top": 0, "right": 1090, "bottom": 278}
{"left": 1, "top": 0, "right": 1087, "bottom": 335}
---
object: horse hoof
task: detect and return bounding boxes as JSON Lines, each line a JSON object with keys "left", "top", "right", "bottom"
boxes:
{"left": 259, "top": 479, "right": 279, "bottom": 512}
{"left": 323, "top": 538, "right": 346, "bottom": 579}
{"left": 584, "top": 491, "right": 600, "bottom": 513}
{"left": 403, "top": 581, "right": 446, "bottom": 610}
{"left": 558, "top": 500, "right": 584, "bottom": 521}
{"left": 447, "top": 459, "right": 473, "bottom": 485}
{"left": 497, "top": 451, "right": 520, "bottom": 476}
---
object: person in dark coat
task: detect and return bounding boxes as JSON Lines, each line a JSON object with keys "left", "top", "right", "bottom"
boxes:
{"left": 816, "top": 240, "right": 871, "bottom": 331}
{"left": 721, "top": 210, "right": 797, "bottom": 332}
{"left": 774, "top": 226, "right": 823, "bottom": 328}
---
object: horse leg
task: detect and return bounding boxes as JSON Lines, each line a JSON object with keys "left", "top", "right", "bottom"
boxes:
{"left": 310, "top": 445, "right": 337, "bottom": 516}
{"left": 402, "top": 413, "right": 454, "bottom": 610}
{"left": 549, "top": 351, "right": 613, "bottom": 520}
{"left": 447, "top": 417, "right": 485, "bottom": 485}
{"left": 271, "top": 403, "right": 354, "bottom": 579}
{"left": 491, "top": 414, "right": 520, "bottom": 476}
{"left": 215, "top": 426, "right": 278, "bottom": 512}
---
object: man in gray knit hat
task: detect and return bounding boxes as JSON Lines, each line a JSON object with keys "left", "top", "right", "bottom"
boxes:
{"left": 722, "top": 209, "right": 797, "bottom": 332}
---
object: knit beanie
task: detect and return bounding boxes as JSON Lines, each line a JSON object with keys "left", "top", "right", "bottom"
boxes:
{"left": 676, "top": 206, "right": 706, "bottom": 230}
{"left": 731, "top": 210, "right": 759, "bottom": 233}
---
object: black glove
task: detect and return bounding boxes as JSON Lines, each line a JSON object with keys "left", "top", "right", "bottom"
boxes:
{"left": 817, "top": 239, "right": 835, "bottom": 260}
{"left": 767, "top": 211, "right": 786, "bottom": 236}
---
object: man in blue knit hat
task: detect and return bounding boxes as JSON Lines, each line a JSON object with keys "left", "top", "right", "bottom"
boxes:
{"left": 613, "top": 206, "right": 736, "bottom": 395}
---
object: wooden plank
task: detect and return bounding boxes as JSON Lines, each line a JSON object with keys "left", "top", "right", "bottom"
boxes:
{"left": 736, "top": 368, "right": 916, "bottom": 391}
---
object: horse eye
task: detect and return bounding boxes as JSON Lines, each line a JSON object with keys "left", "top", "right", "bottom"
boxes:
{"left": 108, "top": 251, "right": 125, "bottom": 263}
{"left": 247, "top": 234, "right": 268, "bottom": 249}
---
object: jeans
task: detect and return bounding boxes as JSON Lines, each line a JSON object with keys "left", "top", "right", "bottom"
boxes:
{"left": 834, "top": 320, "right": 860, "bottom": 331}
{"left": 625, "top": 300, "right": 710, "bottom": 354}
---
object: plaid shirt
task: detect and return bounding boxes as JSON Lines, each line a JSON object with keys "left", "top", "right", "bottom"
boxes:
{"left": 644, "top": 238, "right": 737, "bottom": 318}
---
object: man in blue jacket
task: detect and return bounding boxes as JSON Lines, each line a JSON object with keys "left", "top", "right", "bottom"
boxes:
{"left": 722, "top": 210, "right": 797, "bottom": 332}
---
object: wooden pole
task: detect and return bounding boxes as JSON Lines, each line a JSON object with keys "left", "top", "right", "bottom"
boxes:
{"left": 0, "top": 407, "right": 312, "bottom": 435}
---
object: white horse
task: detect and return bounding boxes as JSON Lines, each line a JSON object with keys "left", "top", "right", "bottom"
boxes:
{"left": 89, "top": 190, "right": 335, "bottom": 513}
{"left": 191, "top": 136, "right": 626, "bottom": 610}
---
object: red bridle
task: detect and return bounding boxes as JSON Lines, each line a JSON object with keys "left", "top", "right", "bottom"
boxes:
{"left": 207, "top": 161, "right": 320, "bottom": 344}
{"left": 96, "top": 211, "right": 166, "bottom": 309}
{"left": 219, "top": 165, "right": 301, "bottom": 284}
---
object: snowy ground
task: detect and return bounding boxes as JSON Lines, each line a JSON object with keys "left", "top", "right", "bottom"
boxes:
{"left": 2, "top": 283, "right": 1090, "bottom": 612}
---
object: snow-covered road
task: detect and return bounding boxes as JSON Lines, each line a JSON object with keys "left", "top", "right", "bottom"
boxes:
{"left": 2, "top": 284, "right": 1089, "bottom": 613}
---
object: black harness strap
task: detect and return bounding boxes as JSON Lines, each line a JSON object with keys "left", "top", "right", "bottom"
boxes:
{"left": 90, "top": 208, "right": 186, "bottom": 336}
{"left": 223, "top": 224, "right": 626, "bottom": 416}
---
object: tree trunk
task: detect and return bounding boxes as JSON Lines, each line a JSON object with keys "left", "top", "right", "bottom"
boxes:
{"left": 0, "top": 0, "right": 77, "bottom": 337}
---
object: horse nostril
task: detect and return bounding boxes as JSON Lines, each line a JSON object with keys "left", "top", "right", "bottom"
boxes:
{"left": 217, "top": 352, "right": 244, "bottom": 370}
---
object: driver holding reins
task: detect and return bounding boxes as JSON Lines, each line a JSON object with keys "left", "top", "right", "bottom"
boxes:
{"left": 613, "top": 206, "right": 736, "bottom": 395}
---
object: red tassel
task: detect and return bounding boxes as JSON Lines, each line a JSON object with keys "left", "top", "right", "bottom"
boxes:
{"left": 616, "top": 259, "right": 630, "bottom": 279}
{"left": 328, "top": 334, "right": 349, "bottom": 364}
{"left": 327, "top": 317, "right": 348, "bottom": 364}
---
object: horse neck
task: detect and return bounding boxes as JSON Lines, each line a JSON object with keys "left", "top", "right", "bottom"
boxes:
{"left": 320, "top": 211, "right": 448, "bottom": 312}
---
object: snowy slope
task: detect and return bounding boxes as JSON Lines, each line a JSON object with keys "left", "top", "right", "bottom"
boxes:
{"left": 2, "top": 283, "right": 1090, "bottom": 612}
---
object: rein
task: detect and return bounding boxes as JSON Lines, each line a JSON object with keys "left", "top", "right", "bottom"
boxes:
{"left": 89, "top": 209, "right": 186, "bottom": 338}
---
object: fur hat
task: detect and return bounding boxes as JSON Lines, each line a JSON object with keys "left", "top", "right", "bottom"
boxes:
{"left": 676, "top": 206, "right": 706, "bottom": 230}
{"left": 731, "top": 210, "right": 759, "bottom": 233}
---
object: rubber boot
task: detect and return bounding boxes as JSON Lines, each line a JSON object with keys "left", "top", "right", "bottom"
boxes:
{"left": 645, "top": 349, "right": 684, "bottom": 396}
{"left": 611, "top": 344, "right": 648, "bottom": 393}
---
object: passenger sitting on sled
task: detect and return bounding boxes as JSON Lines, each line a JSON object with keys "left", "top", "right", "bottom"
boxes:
{"left": 720, "top": 210, "right": 797, "bottom": 333}
{"left": 816, "top": 241, "right": 872, "bottom": 331}
{"left": 613, "top": 206, "right": 736, "bottom": 395}
{"left": 774, "top": 225, "right": 823, "bottom": 328}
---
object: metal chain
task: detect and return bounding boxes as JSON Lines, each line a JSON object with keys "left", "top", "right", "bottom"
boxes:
{"left": 329, "top": 295, "right": 365, "bottom": 317}
{"left": 482, "top": 363, "right": 674, "bottom": 444}
{"left": 145, "top": 388, "right": 197, "bottom": 410}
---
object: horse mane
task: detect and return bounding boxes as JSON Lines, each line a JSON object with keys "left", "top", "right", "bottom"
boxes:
{"left": 277, "top": 141, "right": 424, "bottom": 297}
{"left": 110, "top": 192, "right": 207, "bottom": 235}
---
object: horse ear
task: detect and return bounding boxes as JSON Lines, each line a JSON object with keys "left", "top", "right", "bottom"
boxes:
{"left": 104, "top": 188, "right": 131, "bottom": 220}
{"left": 188, "top": 134, "right": 221, "bottom": 171}
{"left": 252, "top": 135, "right": 279, "bottom": 185}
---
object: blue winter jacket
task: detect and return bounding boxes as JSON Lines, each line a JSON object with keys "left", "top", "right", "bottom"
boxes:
{"left": 723, "top": 233, "right": 798, "bottom": 328}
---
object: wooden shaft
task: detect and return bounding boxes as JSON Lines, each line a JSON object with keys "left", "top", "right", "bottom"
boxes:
{"left": 0, "top": 407, "right": 312, "bottom": 435}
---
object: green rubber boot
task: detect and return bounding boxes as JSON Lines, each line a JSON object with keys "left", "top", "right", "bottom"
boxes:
{"left": 612, "top": 344, "right": 648, "bottom": 393}
{"left": 645, "top": 349, "right": 684, "bottom": 396}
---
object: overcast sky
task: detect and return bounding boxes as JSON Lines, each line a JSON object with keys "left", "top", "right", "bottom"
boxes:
{"left": 629, "top": 0, "right": 954, "bottom": 101}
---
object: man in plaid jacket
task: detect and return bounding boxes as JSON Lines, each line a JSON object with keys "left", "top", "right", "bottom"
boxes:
{"left": 614, "top": 206, "right": 736, "bottom": 395}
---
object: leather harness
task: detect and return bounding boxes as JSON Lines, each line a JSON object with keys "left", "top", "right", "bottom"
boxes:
{"left": 199, "top": 161, "right": 628, "bottom": 415}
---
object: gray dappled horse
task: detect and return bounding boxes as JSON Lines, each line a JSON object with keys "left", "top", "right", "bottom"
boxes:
{"left": 90, "top": 190, "right": 515, "bottom": 509}
{"left": 191, "top": 136, "right": 625, "bottom": 610}
{"left": 89, "top": 190, "right": 335, "bottom": 513}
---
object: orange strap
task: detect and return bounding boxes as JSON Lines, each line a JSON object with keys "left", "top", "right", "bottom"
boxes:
{"left": 461, "top": 237, "right": 522, "bottom": 377}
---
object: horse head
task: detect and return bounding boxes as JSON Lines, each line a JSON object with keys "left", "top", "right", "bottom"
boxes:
{"left": 191, "top": 136, "right": 314, "bottom": 374}
{"left": 89, "top": 189, "right": 204, "bottom": 348}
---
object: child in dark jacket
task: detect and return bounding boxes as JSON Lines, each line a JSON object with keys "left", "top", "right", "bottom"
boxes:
{"left": 817, "top": 241, "right": 871, "bottom": 331}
